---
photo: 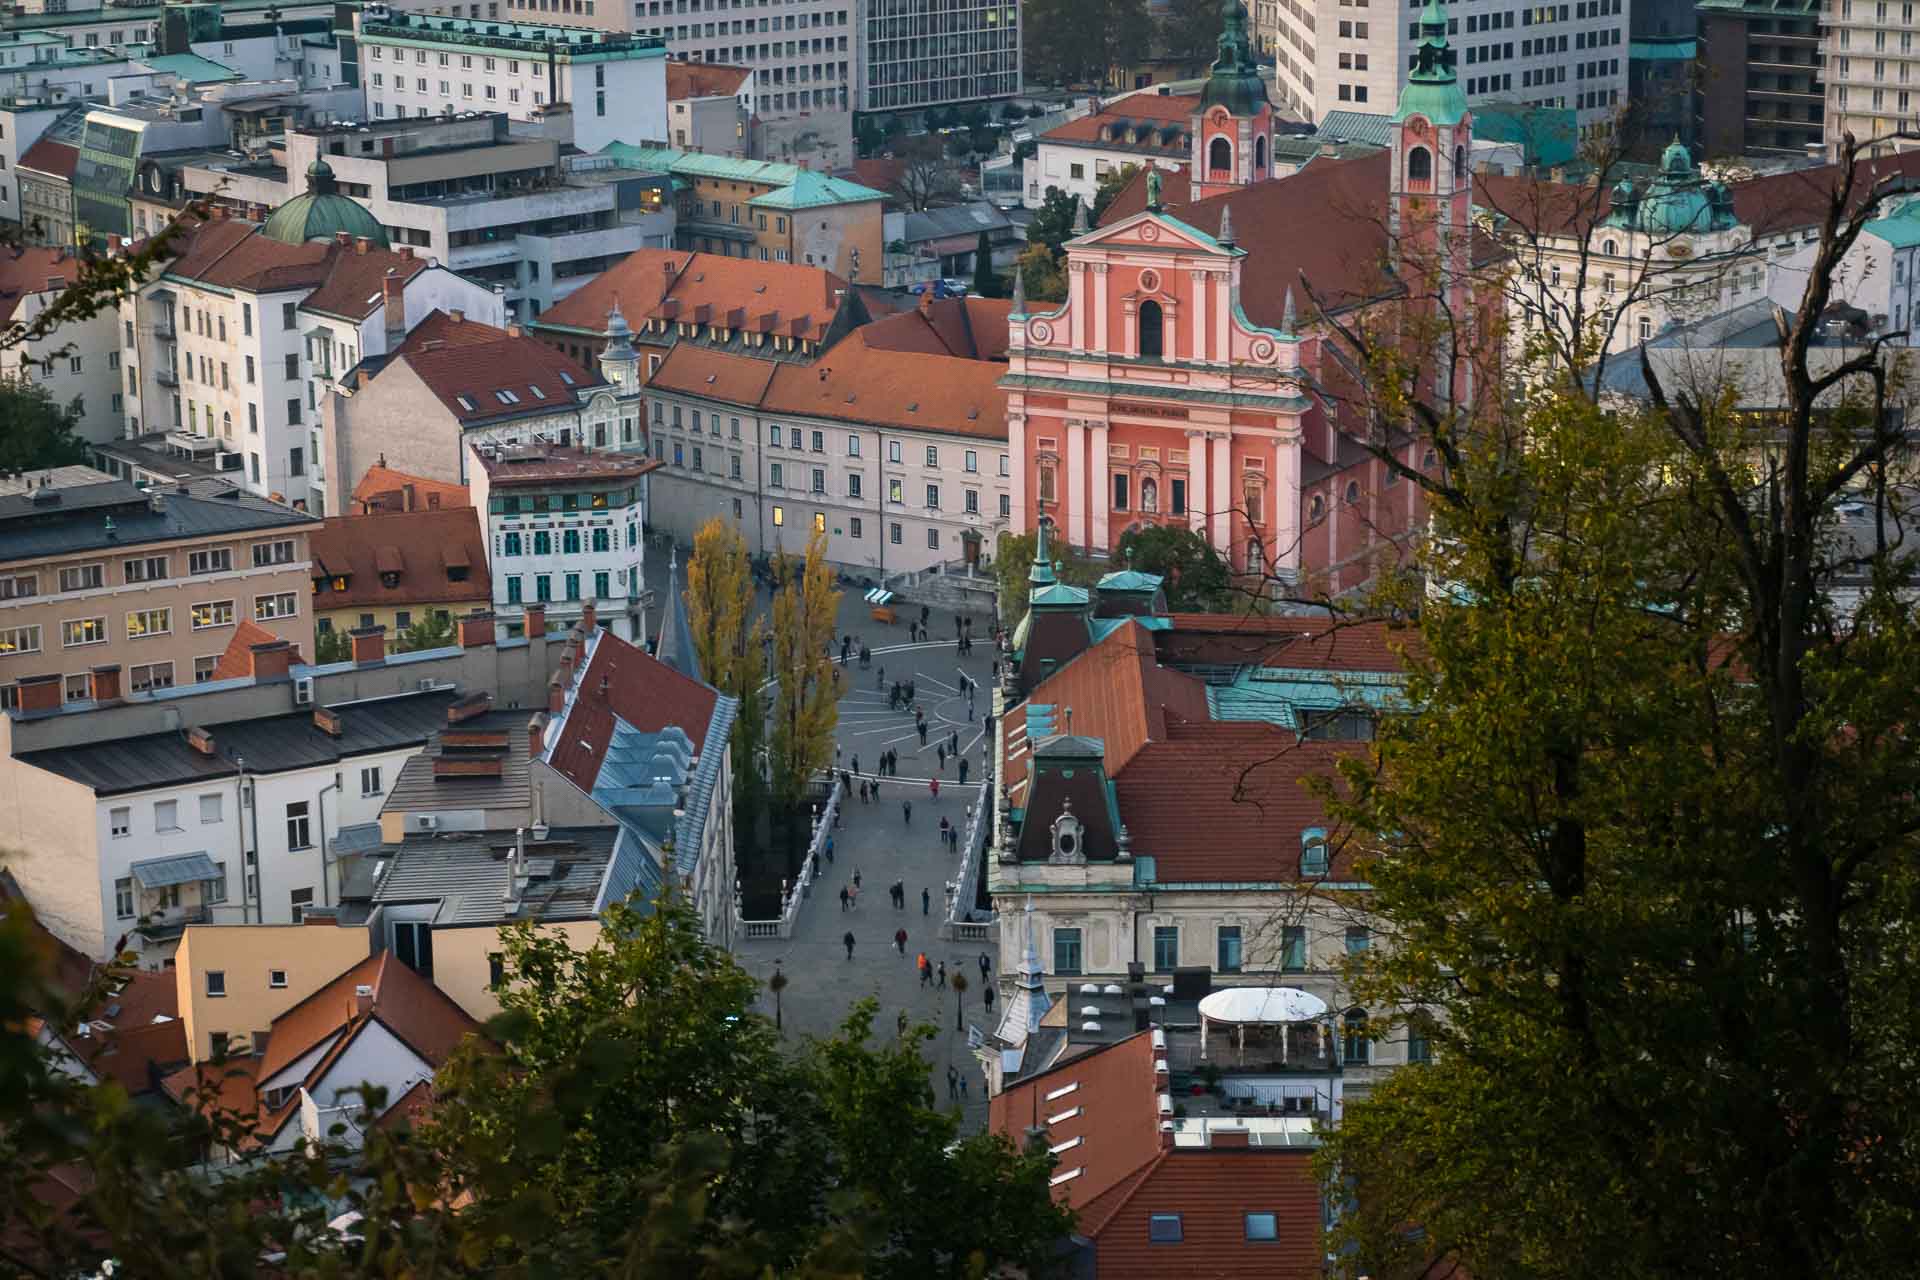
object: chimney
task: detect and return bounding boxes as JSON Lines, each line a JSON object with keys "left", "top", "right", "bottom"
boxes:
{"left": 523, "top": 603, "right": 546, "bottom": 639}
{"left": 506, "top": 322, "right": 524, "bottom": 339}
{"left": 528, "top": 710, "right": 548, "bottom": 758}
{"left": 349, "top": 625, "right": 387, "bottom": 665}
{"left": 15, "top": 673, "right": 61, "bottom": 714}
{"left": 456, "top": 610, "right": 496, "bottom": 648}
{"left": 402, "top": 481, "right": 417, "bottom": 511}
{"left": 398, "top": 246, "right": 415, "bottom": 260}
{"left": 580, "top": 602, "right": 597, "bottom": 632}
{"left": 446, "top": 690, "right": 492, "bottom": 723}
{"left": 449, "top": 308, "right": 464, "bottom": 325}
{"left": 334, "top": 230, "right": 352, "bottom": 246}
{"left": 353, "top": 983, "right": 375, "bottom": 1018}
{"left": 547, "top": 673, "right": 566, "bottom": 714}
{"left": 87, "top": 664, "right": 122, "bottom": 704}
{"left": 186, "top": 725, "right": 217, "bottom": 755}
{"left": 382, "top": 268, "right": 405, "bottom": 345}
{"left": 504, "top": 827, "right": 529, "bottom": 902}
{"left": 354, "top": 235, "right": 372, "bottom": 254}
{"left": 249, "top": 640, "right": 295, "bottom": 682}
{"left": 312, "top": 706, "right": 344, "bottom": 736}
{"left": 1160, "top": 1120, "right": 1176, "bottom": 1150}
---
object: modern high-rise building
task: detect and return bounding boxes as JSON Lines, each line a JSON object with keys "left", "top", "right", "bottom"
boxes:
{"left": 859, "top": 0, "right": 1021, "bottom": 112}
{"left": 1819, "top": 0, "right": 1917, "bottom": 156}
{"left": 1696, "top": 0, "right": 1820, "bottom": 160}
{"left": 1269, "top": 0, "right": 1627, "bottom": 136}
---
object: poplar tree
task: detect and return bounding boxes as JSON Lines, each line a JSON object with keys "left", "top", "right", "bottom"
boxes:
{"left": 768, "top": 529, "right": 841, "bottom": 868}
{"left": 686, "top": 518, "right": 770, "bottom": 843}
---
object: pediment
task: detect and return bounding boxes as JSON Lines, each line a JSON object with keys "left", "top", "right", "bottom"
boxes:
{"left": 1072, "top": 209, "right": 1232, "bottom": 256}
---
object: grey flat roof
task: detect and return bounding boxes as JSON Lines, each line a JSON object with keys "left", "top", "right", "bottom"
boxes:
{"left": 364, "top": 826, "right": 623, "bottom": 926}
{"left": 0, "top": 478, "right": 313, "bottom": 563}
{"left": 380, "top": 708, "right": 535, "bottom": 817}
{"left": 19, "top": 689, "right": 459, "bottom": 796}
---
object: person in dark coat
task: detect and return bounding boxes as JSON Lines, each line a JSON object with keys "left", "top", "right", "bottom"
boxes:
{"left": 844, "top": 931, "right": 856, "bottom": 960}
{"left": 923, "top": 887, "right": 931, "bottom": 915}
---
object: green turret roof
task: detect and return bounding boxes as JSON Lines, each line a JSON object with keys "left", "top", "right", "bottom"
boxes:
{"left": 1602, "top": 138, "right": 1737, "bottom": 235}
{"left": 1394, "top": 0, "right": 1468, "bottom": 126}
{"left": 1198, "top": 0, "right": 1271, "bottom": 117}
{"left": 261, "top": 160, "right": 391, "bottom": 249}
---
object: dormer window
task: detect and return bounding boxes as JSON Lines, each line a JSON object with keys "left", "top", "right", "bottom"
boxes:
{"left": 495, "top": 388, "right": 521, "bottom": 405}
{"left": 380, "top": 571, "right": 400, "bottom": 588}
{"left": 1300, "top": 826, "right": 1329, "bottom": 878}
{"left": 1049, "top": 797, "right": 1086, "bottom": 865}
{"left": 456, "top": 395, "right": 476, "bottom": 412}
{"left": 529, "top": 384, "right": 546, "bottom": 399}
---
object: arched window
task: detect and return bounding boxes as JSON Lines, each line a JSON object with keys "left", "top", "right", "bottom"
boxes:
{"left": 1209, "top": 135, "right": 1232, "bottom": 174}
{"left": 1308, "top": 493, "right": 1326, "bottom": 523}
{"left": 1139, "top": 300, "right": 1164, "bottom": 358}
{"left": 1343, "top": 1008, "right": 1371, "bottom": 1065}
{"left": 1344, "top": 480, "right": 1362, "bottom": 504}
{"left": 221, "top": 411, "right": 232, "bottom": 437}
{"left": 1406, "top": 1013, "right": 1434, "bottom": 1065}
{"left": 1255, "top": 134, "right": 1268, "bottom": 172}
{"left": 1140, "top": 476, "right": 1159, "bottom": 512}
{"left": 1406, "top": 146, "right": 1432, "bottom": 184}
{"left": 1602, "top": 237, "right": 1619, "bottom": 256}
{"left": 1300, "top": 827, "right": 1330, "bottom": 877}
{"left": 1454, "top": 143, "right": 1467, "bottom": 180}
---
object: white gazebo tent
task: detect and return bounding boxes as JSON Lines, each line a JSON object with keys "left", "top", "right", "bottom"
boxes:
{"left": 1197, "top": 987, "right": 1330, "bottom": 1065}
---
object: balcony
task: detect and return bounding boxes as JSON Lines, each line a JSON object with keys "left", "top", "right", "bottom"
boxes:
{"left": 153, "top": 366, "right": 178, "bottom": 388}
{"left": 133, "top": 903, "right": 212, "bottom": 944}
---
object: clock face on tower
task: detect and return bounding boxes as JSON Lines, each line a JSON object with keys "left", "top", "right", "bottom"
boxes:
{"left": 1210, "top": 107, "right": 1231, "bottom": 126}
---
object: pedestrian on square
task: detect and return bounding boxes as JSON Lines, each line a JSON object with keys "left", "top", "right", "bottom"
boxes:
{"left": 937, "top": 743, "right": 947, "bottom": 770}
{"left": 853, "top": 869, "right": 862, "bottom": 891}
{"left": 919, "top": 721, "right": 929, "bottom": 747}
{"left": 877, "top": 665, "right": 885, "bottom": 690}
{"left": 959, "top": 1074, "right": 968, "bottom": 1099}
{"left": 930, "top": 776, "right": 940, "bottom": 800}
{"left": 959, "top": 757, "right": 970, "bottom": 785}
{"left": 844, "top": 931, "right": 856, "bottom": 961}
{"left": 978, "top": 951, "right": 991, "bottom": 982}
{"left": 923, "top": 887, "right": 931, "bottom": 915}
{"left": 937, "top": 961, "right": 947, "bottom": 988}
{"left": 950, "top": 728, "right": 960, "bottom": 756}
{"left": 826, "top": 834, "right": 835, "bottom": 863}
{"left": 895, "top": 927, "right": 908, "bottom": 954}
{"left": 919, "top": 953, "right": 931, "bottom": 986}
{"left": 922, "top": 604, "right": 931, "bottom": 628}
{"left": 852, "top": 755, "right": 860, "bottom": 777}
{"left": 840, "top": 886, "right": 850, "bottom": 911}
{"left": 903, "top": 799, "right": 913, "bottom": 825}
{"left": 984, "top": 985, "right": 995, "bottom": 1013}
{"left": 947, "top": 1066, "right": 958, "bottom": 1100}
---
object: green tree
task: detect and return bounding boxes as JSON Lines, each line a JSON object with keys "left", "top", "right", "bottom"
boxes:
{"left": 1027, "top": 186, "right": 1082, "bottom": 257}
{"left": 315, "top": 626, "right": 351, "bottom": 664}
{"left": 1309, "top": 130, "right": 1920, "bottom": 1280}
{"left": 1025, "top": 0, "right": 1150, "bottom": 88}
{"left": 768, "top": 528, "right": 840, "bottom": 868}
{"left": 0, "top": 379, "right": 87, "bottom": 472}
{"left": 856, "top": 118, "right": 887, "bottom": 157}
{"left": 971, "top": 230, "right": 999, "bottom": 298}
{"left": 393, "top": 610, "right": 455, "bottom": 653}
{"left": 1158, "top": 0, "right": 1224, "bottom": 62}
{"left": 686, "top": 517, "right": 770, "bottom": 855}
{"left": 1013, "top": 242, "right": 1067, "bottom": 305}
{"left": 1089, "top": 162, "right": 1139, "bottom": 226}
{"left": 1113, "top": 524, "right": 1232, "bottom": 610}
{"left": 888, "top": 134, "right": 962, "bottom": 212}
{"left": 993, "top": 528, "right": 1099, "bottom": 622}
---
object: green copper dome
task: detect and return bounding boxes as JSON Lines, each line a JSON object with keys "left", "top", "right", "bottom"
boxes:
{"left": 1604, "top": 138, "right": 1738, "bottom": 236}
{"left": 1198, "top": 0, "right": 1271, "bottom": 117}
{"left": 262, "top": 160, "right": 390, "bottom": 249}
{"left": 1393, "top": 0, "right": 1469, "bottom": 126}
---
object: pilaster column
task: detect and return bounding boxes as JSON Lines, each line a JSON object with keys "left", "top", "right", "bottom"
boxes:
{"left": 1275, "top": 429, "right": 1302, "bottom": 579}
{"left": 1210, "top": 431, "right": 1232, "bottom": 554}
{"left": 1066, "top": 419, "right": 1088, "bottom": 551}
{"left": 1069, "top": 262, "right": 1087, "bottom": 350}
{"left": 1090, "top": 421, "right": 1110, "bottom": 553}
{"left": 1008, "top": 412, "right": 1029, "bottom": 535}
{"left": 1214, "top": 269, "right": 1231, "bottom": 353}
{"left": 1190, "top": 270, "right": 1208, "bottom": 361}
{"left": 1187, "top": 431, "right": 1208, "bottom": 535}
{"left": 1163, "top": 305, "right": 1178, "bottom": 361}
{"left": 1093, "top": 263, "right": 1110, "bottom": 353}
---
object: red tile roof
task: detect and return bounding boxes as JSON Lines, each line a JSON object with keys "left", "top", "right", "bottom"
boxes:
{"left": 1043, "top": 95, "right": 1200, "bottom": 156}
{"left": 350, "top": 463, "right": 471, "bottom": 514}
{"left": 1086, "top": 1146, "right": 1323, "bottom": 1279}
{"left": 210, "top": 620, "right": 306, "bottom": 682}
{"left": 862, "top": 295, "right": 1012, "bottom": 361}
{"left": 535, "top": 249, "right": 851, "bottom": 345}
{"left": 666, "top": 61, "right": 751, "bottom": 99}
{"left": 0, "top": 245, "right": 86, "bottom": 324}
{"left": 470, "top": 443, "right": 660, "bottom": 487}
{"left": 392, "top": 307, "right": 510, "bottom": 355}
{"left": 17, "top": 137, "right": 77, "bottom": 180}
{"left": 545, "top": 628, "right": 721, "bottom": 796}
{"left": 400, "top": 334, "right": 604, "bottom": 426}
{"left": 1153, "top": 613, "right": 1411, "bottom": 672}
{"left": 760, "top": 323, "right": 1008, "bottom": 439}
{"left": 646, "top": 342, "right": 781, "bottom": 406}
{"left": 161, "top": 218, "right": 426, "bottom": 310}
{"left": 300, "top": 248, "right": 428, "bottom": 320}
{"left": 988, "top": 1030, "right": 1164, "bottom": 1211}
{"left": 309, "top": 507, "right": 492, "bottom": 610}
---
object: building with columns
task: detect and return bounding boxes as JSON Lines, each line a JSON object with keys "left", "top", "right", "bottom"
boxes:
{"left": 1003, "top": 0, "right": 1472, "bottom": 593}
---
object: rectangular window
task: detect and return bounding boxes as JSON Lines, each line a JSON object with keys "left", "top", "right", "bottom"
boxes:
{"left": 290, "top": 887, "right": 314, "bottom": 924}
{"left": 129, "top": 661, "right": 174, "bottom": 692}
{"left": 114, "top": 877, "right": 134, "bottom": 918}
{"left": 890, "top": 522, "right": 902, "bottom": 545}
{"left": 927, "top": 528, "right": 940, "bottom": 550}
{"left": 199, "top": 793, "right": 222, "bottom": 824}
{"left": 254, "top": 593, "right": 297, "bottom": 620}
{"left": 393, "top": 919, "right": 434, "bottom": 978}
{"left": 269, "top": 969, "right": 288, "bottom": 989}
{"left": 191, "top": 600, "right": 235, "bottom": 629}
{"left": 110, "top": 807, "right": 131, "bottom": 838}
{"left": 361, "top": 765, "right": 382, "bottom": 796}
{"left": 1053, "top": 927, "right": 1083, "bottom": 975}
{"left": 1113, "top": 474, "right": 1129, "bottom": 510}
{"left": 286, "top": 801, "right": 312, "bottom": 850}
{"left": 127, "top": 608, "right": 171, "bottom": 639}
{"left": 0, "top": 573, "right": 35, "bottom": 600}
{"left": 1346, "top": 926, "right": 1370, "bottom": 954}
{"left": 850, "top": 516, "right": 863, "bottom": 539}
{"left": 62, "top": 617, "right": 107, "bottom": 647}
{"left": 252, "top": 540, "right": 295, "bottom": 568}
{"left": 1148, "top": 1214, "right": 1183, "bottom": 1244}
{"left": 154, "top": 799, "right": 179, "bottom": 831}
{"left": 1245, "top": 1213, "right": 1278, "bottom": 1242}
{"left": 924, "top": 445, "right": 939, "bottom": 467}
{"left": 888, "top": 440, "right": 902, "bottom": 463}
{"left": 58, "top": 563, "right": 104, "bottom": 592}
{"left": 282, "top": 302, "right": 297, "bottom": 330}
{"left": 123, "top": 555, "right": 168, "bottom": 583}
{"left": 206, "top": 971, "right": 226, "bottom": 997}
{"left": 847, "top": 434, "right": 860, "bottom": 456}
{"left": 1153, "top": 925, "right": 1178, "bottom": 971}
{"left": 925, "top": 484, "right": 940, "bottom": 509}
{"left": 0, "top": 624, "right": 42, "bottom": 655}
{"left": 1282, "top": 925, "right": 1307, "bottom": 971}
{"left": 811, "top": 430, "right": 825, "bottom": 452}
{"left": 1218, "top": 925, "right": 1244, "bottom": 973}
{"left": 194, "top": 656, "right": 218, "bottom": 683}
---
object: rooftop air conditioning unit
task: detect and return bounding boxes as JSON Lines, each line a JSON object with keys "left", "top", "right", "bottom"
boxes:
{"left": 293, "top": 676, "right": 313, "bottom": 705}
{"left": 417, "top": 814, "right": 440, "bottom": 830}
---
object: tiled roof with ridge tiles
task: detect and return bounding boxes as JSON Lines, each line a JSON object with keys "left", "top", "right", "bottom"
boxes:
{"left": 543, "top": 628, "right": 722, "bottom": 795}
{"left": 760, "top": 324, "right": 1008, "bottom": 439}
{"left": 401, "top": 335, "right": 604, "bottom": 426}
{"left": 535, "top": 248, "right": 850, "bottom": 343}
{"left": 1084, "top": 1142, "right": 1323, "bottom": 1279}
{"left": 308, "top": 506, "right": 491, "bottom": 610}
{"left": 986, "top": 1029, "right": 1163, "bottom": 1211}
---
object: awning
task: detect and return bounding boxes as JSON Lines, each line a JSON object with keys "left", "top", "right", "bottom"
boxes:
{"left": 130, "top": 852, "right": 220, "bottom": 888}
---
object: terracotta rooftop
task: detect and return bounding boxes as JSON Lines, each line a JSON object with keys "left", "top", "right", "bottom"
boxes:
{"left": 666, "top": 60, "right": 751, "bottom": 99}
{"left": 400, "top": 333, "right": 605, "bottom": 426}
{"left": 760, "top": 324, "right": 1009, "bottom": 439}
{"left": 350, "top": 462, "right": 470, "bottom": 514}
{"left": 209, "top": 620, "right": 306, "bottom": 682}
{"left": 647, "top": 341, "right": 781, "bottom": 405}
{"left": 534, "top": 248, "right": 850, "bottom": 344}
{"left": 16, "top": 137, "right": 77, "bottom": 180}
{"left": 0, "top": 245, "right": 85, "bottom": 324}
{"left": 161, "top": 217, "right": 427, "bottom": 315}
{"left": 1042, "top": 94, "right": 1201, "bottom": 156}
{"left": 861, "top": 295, "right": 1012, "bottom": 361}
{"left": 309, "top": 507, "right": 491, "bottom": 610}
{"left": 989, "top": 1030, "right": 1163, "bottom": 1211}
{"left": 392, "top": 307, "right": 511, "bottom": 355}
{"left": 544, "top": 627, "right": 721, "bottom": 796}
{"left": 469, "top": 442, "right": 662, "bottom": 487}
